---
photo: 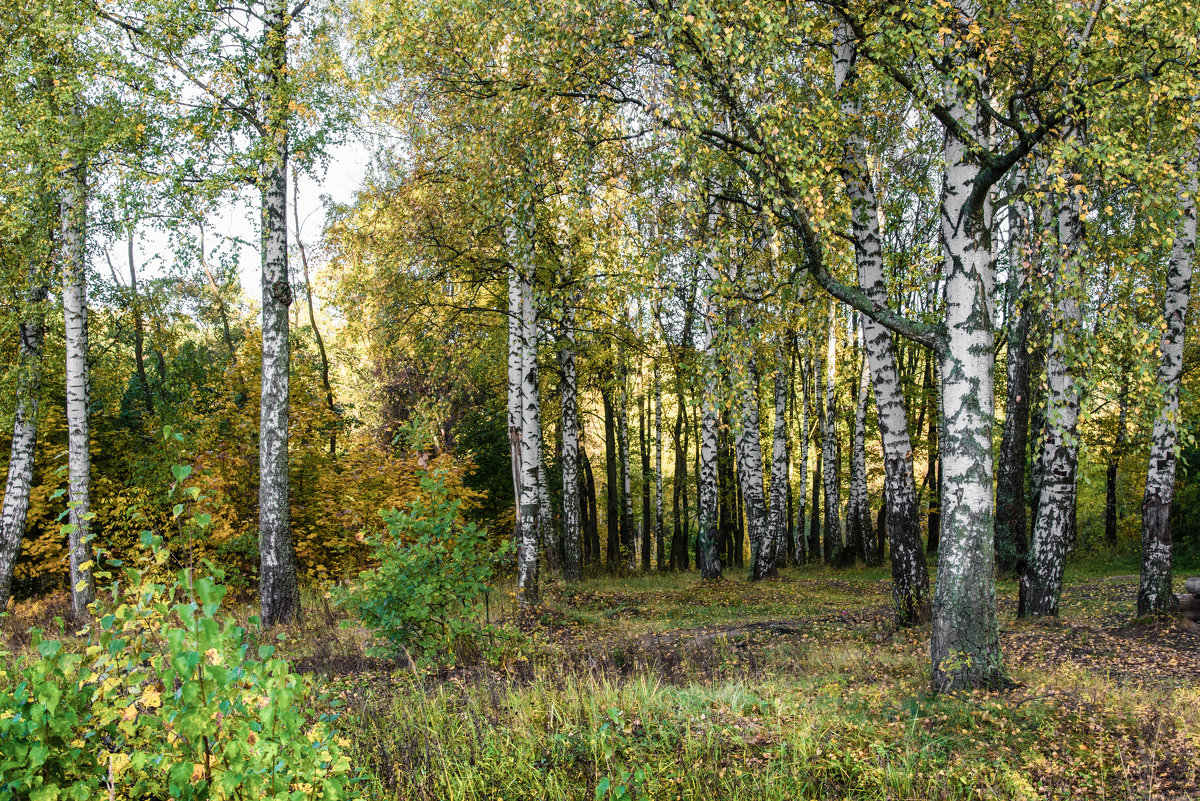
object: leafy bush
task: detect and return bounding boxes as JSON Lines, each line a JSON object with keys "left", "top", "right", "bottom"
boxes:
{"left": 0, "top": 535, "right": 354, "bottom": 800}
{"left": 343, "top": 469, "right": 510, "bottom": 667}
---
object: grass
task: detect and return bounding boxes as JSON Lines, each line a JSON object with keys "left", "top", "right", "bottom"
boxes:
{"left": 5, "top": 556, "right": 1198, "bottom": 800}
{"left": 299, "top": 559, "right": 1199, "bottom": 800}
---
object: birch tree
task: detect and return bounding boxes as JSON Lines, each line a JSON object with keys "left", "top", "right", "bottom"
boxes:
{"left": 1021, "top": 148, "right": 1086, "bottom": 618}
{"left": 767, "top": 345, "right": 790, "bottom": 573}
{"left": 821, "top": 309, "right": 842, "bottom": 567}
{"left": 697, "top": 260, "right": 722, "bottom": 579}
{"left": 833, "top": 21, "right": 928, "bottom": 618}
{"left": 994, "top": 170, "right": 1035, "bottom": 576}
{"left": 1139, "top": 148, "right": 1197, "bottom": 617}
{"left": 560, "top": 299, "right": 583, "bottom": 582}
{"left": 61, "top": 145, "right": 96, "bottom": 616}
{"left": 0, "top": 251, "right": 50, "bottom": 613}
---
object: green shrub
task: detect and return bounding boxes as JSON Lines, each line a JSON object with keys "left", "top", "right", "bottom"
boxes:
{"left": 0, "top": 535, "right": 354, "bottom": 800}
{"left": 343, "top": 469, "right": 510, "bottom": 667}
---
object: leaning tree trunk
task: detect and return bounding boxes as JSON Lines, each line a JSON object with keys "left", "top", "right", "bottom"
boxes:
{"left": 767, "top": 345, "right": 790, "bottom": 573}
{"left": 62, "top": 160, "right": 95, "bottom": 617}
{"left": 258, "top": 0, "right": 299, "bottom": 626}
{"left": 654, "top": 364, "right": 665, "bottom": 571}
{"left": 834, "top": 20, "right": 927, "bottom": 619}
{"left": 1021, "top": 167, "right": 1085, "bottom": 619}
{"left": 994, "top": 177, "right": 1034, "bottom": 576}
{"left": 929, "top": 65, "right": 1004, "bottom": 691}
{"left": 697, "top": 291, "right": 722, "bottom": 579}
{"left": 821, "top": 309, "right": 842, "bottom": 566}
{"left": 0, "top": 259, "right": 49, "bottom": 612}
{"left": 738, "top": 356, "right": 773, "bottom": 582}
{"left": 560, "top": 303, "right": 582, "bottom": 582}
{"left": 1138, "top": 153, "right": 1197, "bottom": 618}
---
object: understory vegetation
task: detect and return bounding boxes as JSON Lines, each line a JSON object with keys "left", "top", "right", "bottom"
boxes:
{"left": 6, "top": 555, "right": 1197, "bottom": 800}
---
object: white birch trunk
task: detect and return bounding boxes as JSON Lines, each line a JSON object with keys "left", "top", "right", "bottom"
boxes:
{"left": 737, "top": 355, "right": 773, "bottom": 582}
{"left": 835, "top": 20, "right": 928, "bottom": 620}
{"left": 560, "top": 301, "right": 582, "bottom": 582}
{"left": 258, "top": 0, "right": 299, "bottom": 626}
{"left": 794, "top": 360, "right": 810, "bottom": 564}
{"left": 62, "top": 161, "right": 95, "bottom": 616}
{"left": 1138, "top": 151, "right": 1197, "bottom": 617}
{"left": 821, "top": 308, "right": 842, "bottom": 564}
{"left": 507, "top": 263, "right": 524, "bottom": 552}
{"left": 929, "top": 36, "right": 1003, "bottom": 688}
{"left": 1021, "top": 154, "right": 1085, "bottom": 618}
{"left": 0, "top": 260, "right": 49, "bottom": 611}
{"left": 851, "top": 334, "right": 876, "bottom": 565}
{"left": 697, "top": 286, "right": 722, "bottom": 579}
{"left": 517, "top": 258, "right": 541, "bottom": 605}
{"left": 767, "top": 345, "right": 789, "bottom": 573}
{"left": 618, "top": 354, "right": 634, "bottom": 569}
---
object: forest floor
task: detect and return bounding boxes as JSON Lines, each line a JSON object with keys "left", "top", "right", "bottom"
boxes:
{"left": 291, "top": 555, "right": 1200, "bottom": 801}
{"left": 7, "top": 555, "right": 1199, "bottom": 800}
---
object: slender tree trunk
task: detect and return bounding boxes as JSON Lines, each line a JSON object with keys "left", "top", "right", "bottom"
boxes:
{"left": 795, "top": 359, "right": 810, "bottom": 564}
{"left": 766, "top": 346, "right": 790, "bottom": 577}
{"left": 539, "top": 454, "right": 557, "bottom": 571}
{"left": 737, "top": 356, "right": 773, "bottom": 582}
{"left": 579, "top": 446, "right": 591, "bottom": 564}
{"left": 929, "top": 61, "right": 1004, "bottom": 689}
{"left": 680, "top": 394, "right": 691, "bottom": 571}
{"left": 697, "top": 292, "right": 722, "bottom": 579}
{"left": 1138, "top": 153, "right": 1197, "bottom": 618}
{"left": 517, "top": 255, "right": 541, "bottom": 605}
{"left": 560, "top": 303, "right": 582, "bottom": 582}
{"left": 809, "top": 447, "right": 822, "bottom": 563}
{"left": 718, "top": 414, "right": 735, "bottom": 567}
{"left": 654, "top": 364, "right": 665, "bottom": 571}
{"left": 198, "top": 224, "right": 236, "bottom": 363}
{"left": 640, "top": 393, "right": 652, "bottom": 570}
{"left": 851, "top": 333, "right": 876, "bottom": 565}
{"left": 0, "top": 258, "right": 49, "bottom": 612}
{"left": 603, "top": 387, "right": 619, "bottom": 572}
{"left": 672, "top": 380, "right": 687, "bottom": 570}
{"left": 822, "top": 310, "right": 842, "bottom": 565}
{"left": 294, "top": 172, "right": 336, "bottom": 455}
{"left": 995, "top": 180, "right": 1033, "bottom": 575}
{"left": 583, "top": 447, "right": 601, "bottom": 565}
{"left": 1021, "top": 166, "right": 1085, "bottom": 618}
{"left": 834, "top": 22, "right": 927, "bottom": 617}
{"left": 924, "top": 378, "right": 941, "bottom": 555}
{"left": 62, "top": 159, "right": 95, "bottom": 617}
{"left": 1104, "top": 378, "right": 1128, "bottom": 549}
{"left": 258, "top": 0, "right": 299, "bottom": 626}
{"left": 618, "top": 357, "right": 635, "bottom": 570}
{"left": 735, "top": 478, "right": 745, "bottom": 568}
{"left": 125, "top": 231, "right": 154, "bottom": 416}
{"left": 507, "top": 265, "right": 524, "bottom": 554}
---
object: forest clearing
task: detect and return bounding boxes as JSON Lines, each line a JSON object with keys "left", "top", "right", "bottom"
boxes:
{"left": 3, "top": 0, "right": 1200, "bottom": 798}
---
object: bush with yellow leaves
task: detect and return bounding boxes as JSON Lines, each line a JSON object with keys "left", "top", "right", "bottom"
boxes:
{"left": 0, "top": 532, "right": 356, "bottom": 800}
